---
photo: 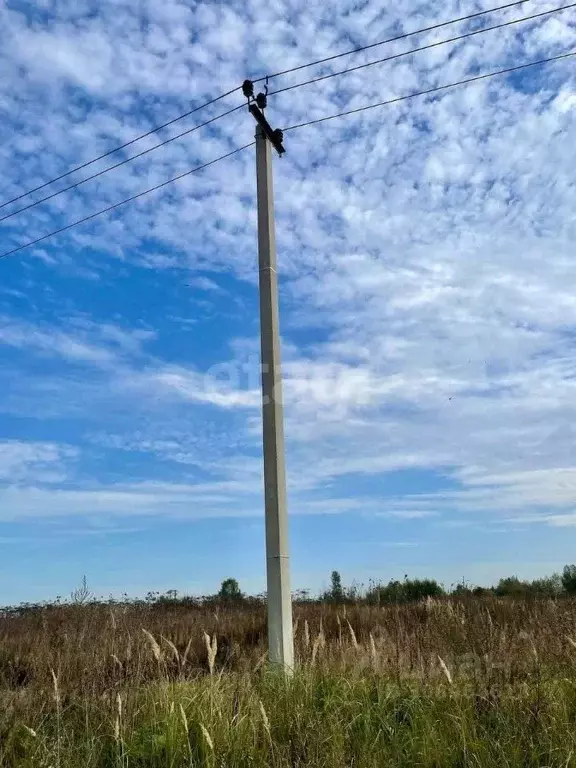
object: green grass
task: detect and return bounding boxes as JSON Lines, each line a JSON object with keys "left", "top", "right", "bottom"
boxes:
{"left": 4, "top": 671, "right": 576, "bottom": 767}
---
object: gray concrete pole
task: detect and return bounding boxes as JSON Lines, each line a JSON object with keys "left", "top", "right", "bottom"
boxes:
{"left": 254, "top": 124, "right": 294, "bottom": 671}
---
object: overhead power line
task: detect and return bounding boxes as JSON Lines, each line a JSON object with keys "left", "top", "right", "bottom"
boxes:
{"left": 2, "top": 50, "right": 572, "bottom": 263}
{"left": 269, "top": 3, "right": 576, "bottom": 97}
{"left": 0, "top": 87, "right": 241, "bottom": 212}
{"left": 0, "top": 3, "right": 554, "bottom": 225}
{"left": 0, "top": 0, "right": 531, "bottom": 214}
{"left": 0, "top": 104, "right": 244, "bottom": 225}
{"left": 0, "top": 143, "right": 254, "bottom": 262}
{"left": 284, "top": 50, "right": 575, "bottom": 132}
{"left": 254, "top": 0, "right": 531, "bottom": 83}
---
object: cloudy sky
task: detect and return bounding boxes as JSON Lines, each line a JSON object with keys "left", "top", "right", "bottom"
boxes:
{"left": 0, "top": 0, "right": 575, "bottom": 604}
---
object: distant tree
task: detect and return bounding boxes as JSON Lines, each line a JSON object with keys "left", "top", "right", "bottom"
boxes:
{"left": 450, "top": 582, "right": 493, "bottom": 597}
{"left": 495, "top": 576, "right": 531, "bottom": 597}
{"left": 70, "top": 576, "right": 92, "bottom": 605}
{"left": 493, "top": 574, "right": 563, "bottom": 598}
{"left": 330, "top": 571, "right": 344, "bottom": 602}
{"left": 530, "top": 574, "right": 562, "bottom": 597}
{"left": 320, "top": 571, "right": 346, "bottom": 603}
{"left": 218, "top": 578, "right": 244, "bottom": 602}
{"left": 452, "top": 581, "right": 473, "bottom": 597}
{"left": 366, "top": 576, "right": 444, "bottom": 604}
{"left": 562, "top": 565, "right": 576, "bottom": 594}
{"left": 346, "top": 580, "right": 362, "bottom": 603}
{"left": 403, "top": 577, "right": 444, "bottom": 602}
{"left": 150, "top": 589, "right": 188, "bottom": 609}
{"left": 384, "top": 579, "right": 406, "bottom": 603}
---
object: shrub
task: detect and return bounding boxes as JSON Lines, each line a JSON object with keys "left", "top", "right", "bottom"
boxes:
{"left": 217, "top": 578, "right": 244, "bottom": 602}
{"left": 366, "top": 577, "right": 445, "bottom": 604}
{"left": 562, "top": 565, "right": 576, "bottom": 594}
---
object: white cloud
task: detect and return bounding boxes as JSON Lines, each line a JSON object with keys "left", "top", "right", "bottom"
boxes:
{"left": 149, "top": 368, "right": 261, "bottom": 408}
{"left": 0, "top": 316, "right": 156, "bottom": 366}
{"left": 382, "top": 510, "right": 439, "bottom": 520}
{"left": 0, "top": 318, "right": 117, "bottom": 365}
{"left": 0, "top": 477, "right": 264, "bottom": 522}
{"left": 187, "top": 276, "right": 224, "bottom": 293}
{"left": 0, "top": 0, "right": 575, "bottom": 529}
{"left": 0, "top": 440, "right": 75, "bottom": 484}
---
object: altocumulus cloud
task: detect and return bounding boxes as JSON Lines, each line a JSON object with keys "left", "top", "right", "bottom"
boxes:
{"left": 0, "top": 0, "right": 575, "bottom": 532}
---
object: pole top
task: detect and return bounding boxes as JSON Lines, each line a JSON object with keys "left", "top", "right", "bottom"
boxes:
{"left": 248, "top": 102, "right": 286, "bottom": 156}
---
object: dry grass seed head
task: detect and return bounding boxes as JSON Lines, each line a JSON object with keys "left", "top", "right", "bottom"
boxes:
{"left": 204, "top": 631, "right": 217, "bottom": 675}
{"left": 347, "top": 619, "right": 359, "bottom": 650}
{"left": 50, "top": 668, "right": 60, "bottom": 707}
{"left": 318, "top": 617, "right": 326, "bottom": 648}
{"left": 161, "top": 635, "right": 180, "bottom": 665}
{"left": 200, "top": 723, "right": 214, "bottom": 751}
{"left": 438, "top": 655, "right": 453, "bottom": 685}
{"left": 369, "top": 633, "right": 377, "bottom": 665}
{"left": 179, "top": 703, "right": 188, "bottom": 730}
{"left": 181, "top": 638, "right": 193, "bottom": 669}
{"left": 259, "top": 700, "right": 270, "bottom": 732}
{"left": 141, "top": 629, "right": 162, "bottom": 662}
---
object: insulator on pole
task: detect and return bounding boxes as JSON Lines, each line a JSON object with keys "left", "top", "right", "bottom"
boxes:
{"left": 242, "top": 80, "right": 254, "bottom": 100}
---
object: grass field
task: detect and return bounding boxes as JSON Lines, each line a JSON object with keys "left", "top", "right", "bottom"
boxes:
{"left": 2, "top": 596, "right": 576, "bottom": 766}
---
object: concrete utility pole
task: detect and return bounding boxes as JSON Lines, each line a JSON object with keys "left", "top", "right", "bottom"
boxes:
{"left": 244, "top": 79, "right": 294, "bottom": 671}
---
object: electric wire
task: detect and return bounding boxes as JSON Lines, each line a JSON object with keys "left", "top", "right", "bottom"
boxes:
{"left": 1, "top": 13, "right": 573, "bottom": 261}
{"left": 254, "top": 0, "right": 531, "bottom": 82}
{"left": 0, "top": 0, "right": 533, "bottom": 211}
{"left": 0, "top": 104, "right": 244, "bottom": 224}
{"left": 3, "top": 3, "right": 563, "bottom": 223}
{"left": 0, "top": 87, "right": 241, "bottom": 211}
{"left": 284, "top": 50, "right": 576, "bottom": 131}
{"left": 268, "top": 3, "right": 576, "bottom": 97}
{"left": 2, "top": 50, "right": 572, "bottom": 262}
{"left": 0, "top": 143, "right": 254, "bottom": 262}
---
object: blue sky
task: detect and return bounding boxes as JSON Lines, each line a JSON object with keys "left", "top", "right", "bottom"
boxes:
{"left": 0, "top": 0, "right": 575, "bottom": 604}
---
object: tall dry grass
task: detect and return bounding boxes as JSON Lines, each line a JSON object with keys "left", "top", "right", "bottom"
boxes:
{"left": 2, "top": 597, "right": 576, "bottom": 694}
{"left": 2, "top": 597, "right": 576, "bottom": 765}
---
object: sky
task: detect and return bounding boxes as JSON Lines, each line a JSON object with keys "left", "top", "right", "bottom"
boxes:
{"left": 0, "top": 0, "right": 575, "bottom": 604}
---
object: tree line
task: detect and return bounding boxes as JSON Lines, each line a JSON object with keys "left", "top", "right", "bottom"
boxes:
{"left": 204, "top": 566, "right": 576, "bottom": 606}
{"left": 3, "top": 566, "right": 576, "bottom": 616}
{"left": 318, "top": 565, "right": 576, "bottom": 604}
{"left": 214, "top": 566, "right": 576, "bottom": 606}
